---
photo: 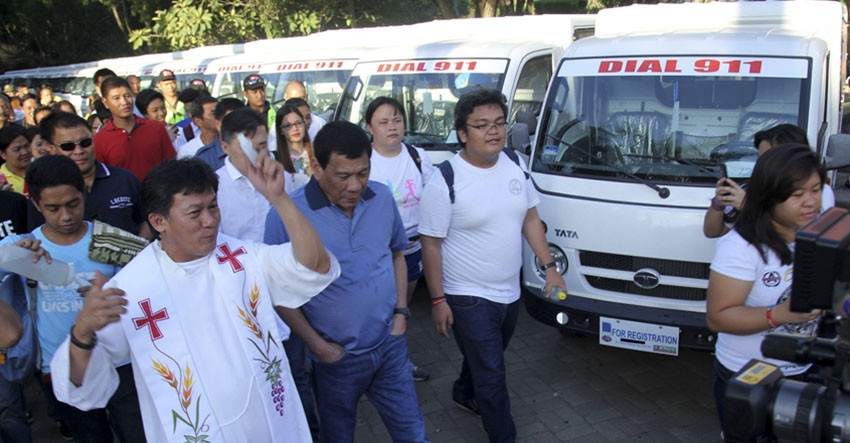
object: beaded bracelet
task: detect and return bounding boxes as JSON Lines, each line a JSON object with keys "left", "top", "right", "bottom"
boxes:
{"left": 431, "top": 296, "right": 446, "bottom": 306}
{"left": 766, "top": 305, "right": 779, "bottom": 329}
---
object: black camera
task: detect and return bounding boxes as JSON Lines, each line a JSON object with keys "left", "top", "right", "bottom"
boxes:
{"left": 724, "top": 207, "right": 850, "bottom": 442}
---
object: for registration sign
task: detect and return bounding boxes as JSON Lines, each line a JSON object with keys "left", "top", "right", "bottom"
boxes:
{"left": 599, "top": 317, "right": 680, "bottom": 356}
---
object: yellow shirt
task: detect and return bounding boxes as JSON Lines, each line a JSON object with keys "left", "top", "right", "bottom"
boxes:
{"left": 0, "top": 163, "right": 26, "bottom": 196}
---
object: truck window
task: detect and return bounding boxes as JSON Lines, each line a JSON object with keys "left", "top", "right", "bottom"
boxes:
{"left": 510, "top": 54, "right": 552, "bottom": 128}
{"left": 536, "top": 56, "right": 811, "bottom": 184}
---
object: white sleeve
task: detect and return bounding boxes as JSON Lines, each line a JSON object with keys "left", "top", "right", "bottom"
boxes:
{"left": 710, "top": 233, "right": 759, "bottom": 282}
{"left": 173, "top": 127, "right": 188, "bottom": 149}
{"left": 517, "top": 154, "right": 540, "bottom": 209}
{"left": 822, "top": 185, "right": 836, "bottom": 211}
{"left": 417, "top": 170, "right": 451, "bottom": 238}
{"left": 50, "top": 320, "right": 128, "bottom": 411}
{"left": 256, "top": 243, "right": 341, "bottom": 308}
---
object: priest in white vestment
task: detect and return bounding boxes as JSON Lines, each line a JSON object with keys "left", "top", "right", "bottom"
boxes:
{"left": 50, "top": 145, "right": 340, "bottom": 442}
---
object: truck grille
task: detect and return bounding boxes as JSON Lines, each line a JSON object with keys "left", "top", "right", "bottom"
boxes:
{"left": 579, "top": 251, "right": 709, "bottom": 301}
{"left": 585, "top": 276, "right": 706, "bottom": 301}
{"left": 579, "top": 251, "right": 709, "bottom": 279}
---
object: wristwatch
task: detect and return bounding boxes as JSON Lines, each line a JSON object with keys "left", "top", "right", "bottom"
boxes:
{"left": 393, "top": 307, "right": 411, "bottom": 319}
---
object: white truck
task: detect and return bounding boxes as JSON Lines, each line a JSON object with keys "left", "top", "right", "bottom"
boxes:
{"left": 334, "top": 15, "right": 595, "bottom": 163}
{"left": 522, "top": 1, "right": 848, "bottom": 355}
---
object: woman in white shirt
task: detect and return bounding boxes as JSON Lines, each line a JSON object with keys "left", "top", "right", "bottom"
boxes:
{"left": 706, "top": 144, "right": 824, "bottom": 432}
{"left": 274, "top": 103, "right": 314, "bottom": 190}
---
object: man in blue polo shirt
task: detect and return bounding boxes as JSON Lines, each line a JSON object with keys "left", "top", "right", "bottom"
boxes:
{"left": 265, "top": 121, "right": 427, "bottom": 443}
{"left": 29, "top": 112, "right": 152, "bottom": 239}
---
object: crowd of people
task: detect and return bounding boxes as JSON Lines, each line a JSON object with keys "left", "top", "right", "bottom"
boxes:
{"left": 0, "top": 67, "right": 567, "bottom": 443}
{"left": 0, "top": 64, "right": 835, "bottom": 443}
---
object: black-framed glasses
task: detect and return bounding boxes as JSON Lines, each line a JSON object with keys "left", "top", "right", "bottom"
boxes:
{"left": 281, "top": 120, "right": 305, "bottom": 131}
{"left": 466, "top": 121, "right": 507, "bottom": 132}
{"left": 57, "top": 137, "right": 93, "bottom": 152}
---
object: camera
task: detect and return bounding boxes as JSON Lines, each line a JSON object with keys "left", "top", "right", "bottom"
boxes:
{"left": 724, "top": 207, "right": 850, "bottom": 442}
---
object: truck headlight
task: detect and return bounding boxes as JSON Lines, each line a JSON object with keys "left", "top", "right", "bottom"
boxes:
{"left": 534, "top": 244, "right": 568, "bottom": 279}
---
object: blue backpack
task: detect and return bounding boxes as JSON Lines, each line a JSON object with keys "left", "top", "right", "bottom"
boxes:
{"left": 0, "top": 272, "right": 36, "bottom": 383}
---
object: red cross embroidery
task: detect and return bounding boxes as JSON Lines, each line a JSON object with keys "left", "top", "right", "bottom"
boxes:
{"left": 132, "top": 299, "right": 169, "bottom": 341}
{"left": 216, "top": 244, "right": 247, "bottom": 273}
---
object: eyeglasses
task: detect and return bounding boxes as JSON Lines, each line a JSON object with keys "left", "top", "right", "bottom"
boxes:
{"left": 281, "top": 121, "right": 305, "bottom": 131}
{"left": 57, "top": 137, "right": 93, "bottom": 152}
{"left": 466, "top": 121, "right": 507, "bottom": 132}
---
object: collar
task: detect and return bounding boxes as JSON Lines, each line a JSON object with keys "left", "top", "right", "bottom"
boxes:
{"left": 223, "top": 157, "right": 244, "bottom": 181}
{"left": 102, "top": 116, "right": 145, "bottom": 132}
{"left": 93, "top": 161, "right": 110, "bottom": 179}
{"left": 304, "top": 176, "right": 376, "bottom": 211}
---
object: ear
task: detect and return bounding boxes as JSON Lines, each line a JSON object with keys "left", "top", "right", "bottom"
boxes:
{"left": 31, "top": 199, "right": 43, "bottom": 215}
{"left": 458, "top": 127, "right": 469, "bottom": 145}
{"left": 310, "top": 157, "right": 322, "bottom": 179}
{"left": 147, "top": 212, "right": 168, "bottom": 235}
{"left": 220, "top": 136, "right": 233, "bottom": 156}
{"left": 0, "top": 150, "right": 7, "bottom": 161}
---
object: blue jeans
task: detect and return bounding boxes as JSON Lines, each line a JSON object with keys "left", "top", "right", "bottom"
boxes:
{"left": 0, "top": 376, "right": 30, "bottom": 443}
{"left": 448, "top": 294, "right": 520, "bottom": 443}
{"left": 312, "top": 333, "right": 428, "bottom": 443}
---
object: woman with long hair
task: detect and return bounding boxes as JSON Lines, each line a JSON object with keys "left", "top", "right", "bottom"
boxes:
{"left": 274, "top": 103, "right": 314, "bottom": 189}
{"left": 707, "top": 144, "right": 824, "bottom": 431}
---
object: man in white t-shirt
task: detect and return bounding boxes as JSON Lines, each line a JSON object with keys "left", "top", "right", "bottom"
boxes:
{"left": 419, "top": 88, "right": 566, "bottom": 443}
{"left": 177, "top": 97, "right": 219, "bottom": 159}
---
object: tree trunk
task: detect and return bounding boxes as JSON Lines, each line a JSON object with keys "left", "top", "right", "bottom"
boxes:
{"left": 110, "top": 5, "right": 127, "bottom": 35}
{"left": 479, "top": 0, "right": 499, "bottom": 17}
{"left": 432, "top": 0, "right": 457, "bottom": 18}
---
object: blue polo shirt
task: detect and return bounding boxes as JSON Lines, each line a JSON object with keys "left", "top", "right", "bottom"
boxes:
{"left": 264, "top": 178, "right": 407, "bottom": 355}
{"left": 194, "top": 136, "right": 225, "bottom": 172}
{"left": 28, "top": 162, "right": 144, "bottom": 234}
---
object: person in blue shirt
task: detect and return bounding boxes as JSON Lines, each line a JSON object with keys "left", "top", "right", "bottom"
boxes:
{"left": 195, "top": 98, "right": 244, "bottom": 172}
{"left": 2, "top": 155, "right": 144, "bottom": 442}
{"left": 266, "top": 121, "right": 428, "bottom": 443}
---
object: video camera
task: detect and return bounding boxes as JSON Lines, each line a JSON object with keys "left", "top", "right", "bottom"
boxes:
{"left": 723, "top": 207, "right": 850, "bottom": 442}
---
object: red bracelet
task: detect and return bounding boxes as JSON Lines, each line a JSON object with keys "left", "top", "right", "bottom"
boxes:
{"left": 766, "top": 305, "right": 778, "bottom": 328}
{"left": 431, "top": 297, "right": 446, "bottom": 306}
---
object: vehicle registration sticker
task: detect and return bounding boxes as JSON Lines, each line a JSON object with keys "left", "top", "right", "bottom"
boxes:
{"left": 599, "top": 317, "right": 680, "bottom": 356}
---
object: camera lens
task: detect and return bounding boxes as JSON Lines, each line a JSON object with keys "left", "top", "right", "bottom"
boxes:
{"left": 771, "top": 380, "right": 827, "bottom": 442}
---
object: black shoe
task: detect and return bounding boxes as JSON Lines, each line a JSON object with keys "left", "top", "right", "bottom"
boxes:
{"left": 57, "top": 420, "right": 73, "bottom": 441}
{"left": 412, "top": 364, "right": 430, "bottom": 382}
{"left": 453, "top": 398, "right": 480, "bottom": 416}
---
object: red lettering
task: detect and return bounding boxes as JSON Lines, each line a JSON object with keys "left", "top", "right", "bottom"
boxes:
{"left": 664, "top": 60, "right": 681, "bottom": 73}
{"left": 637, "top": 59, "right": 662, "bottom": 73}
{"left": 625, "top": 59, "right": 637, "bottom": 72}
{"left": 417, "top": 62, "right": 426, "bottom": 72}
{"left": 599, "top": 61, "right": 622, "bottom": 73}
{"left": 435, "top": 61, "right": 449, "bottom": 71}
{"left": 377, "top": 63, "right": 392, "bottom": 72}
{"left": 723, "top": 60, "right": 741, "bottom": 73}
{"left": 400, "top": 63, "right": 417, "bottom": 72}
{"left": 744, "top": 61, "right": 762, "bottom": 74}
{"left": 466, "top": 61, "right": 477, "bottom": 70}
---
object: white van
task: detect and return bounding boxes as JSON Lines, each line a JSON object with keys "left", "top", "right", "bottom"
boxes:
{"left": 523, "top": 1, "right": 847, "bottom": 354}
{"left": 334, "top": 15, "right": 595, "bottom": 163}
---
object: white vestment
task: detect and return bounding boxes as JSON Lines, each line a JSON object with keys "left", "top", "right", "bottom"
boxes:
{"left": 51, "top": 234, "right": 340, "bottom": 442}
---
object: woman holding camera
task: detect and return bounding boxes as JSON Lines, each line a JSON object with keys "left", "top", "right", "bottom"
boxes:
{"left": 706, "top": 144, "right": 824, "bottom": 429}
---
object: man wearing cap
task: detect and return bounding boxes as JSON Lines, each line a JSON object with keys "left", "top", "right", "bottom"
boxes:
{"left": 189, "top": 78, "right": 209, "bottom": 93}
{"left": 243, "top": 75, "right": 277, "bottom": 150}
{"left": 156, "top": 70, "right": 184, "bottom": 125}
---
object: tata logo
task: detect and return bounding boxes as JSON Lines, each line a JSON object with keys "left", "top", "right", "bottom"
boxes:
{"left": 633, "top": 268, "right": 661, "bottom": 290}
{"left": 555, "top": 229, "right": 578, "bottom": 239}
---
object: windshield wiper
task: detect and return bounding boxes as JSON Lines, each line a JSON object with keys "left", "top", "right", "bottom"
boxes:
{"left": 542, "top": 133, "right": 670, "bottom": 199}
{"left": 623, "top": 153, "right": 723, "bottom": 177}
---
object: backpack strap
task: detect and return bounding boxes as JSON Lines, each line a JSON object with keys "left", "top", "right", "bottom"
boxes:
{"left": 405, "top": 144, "right": 423, "bottom": 174}
{"left": 502, "top": 148, "right": 530, "bottom": 179}
{"left": 436, "top": 161, "right": 455, "bottom": 204}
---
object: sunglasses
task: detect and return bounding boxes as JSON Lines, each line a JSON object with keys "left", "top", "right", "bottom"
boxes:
{"left": 57, "top": 137, "right": 93, "bottom": 152}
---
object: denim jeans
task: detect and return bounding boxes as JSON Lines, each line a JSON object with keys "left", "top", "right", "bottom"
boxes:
{"left": 284, "top": 335, "right": 319, "bottom": 439}
{"left": 0, "top": 376, "right": 30, "bottom": 443}
{"left": 448, "top": 294, "right": 520, "bottom": 443}
{"left": 312, "top": 333, "right": 428, "bottom": 443}
{"left": 41, "top": 363, "right": 144, "bottom": 443}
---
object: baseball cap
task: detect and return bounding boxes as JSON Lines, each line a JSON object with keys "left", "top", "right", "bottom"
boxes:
{"left": 189, "top": 78, "right": 207, "bottom": 90}
{"left": 157, "top": 69, "right": 176, "bottom": 83}
{"left": 243, "top": 74, "right": 266, "bottom": 91}
{"left": 2, "top": 85, "right": 13, "bottom": 94}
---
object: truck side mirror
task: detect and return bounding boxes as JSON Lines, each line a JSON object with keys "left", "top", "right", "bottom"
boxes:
{"left": 509, "top": 122, "right": 531, "bottom": 154}
{"left": 824, "top": 134, "right": 850, "bottom": 170}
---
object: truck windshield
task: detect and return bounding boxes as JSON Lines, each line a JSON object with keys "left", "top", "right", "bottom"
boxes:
{"left": 337, "top": 59, "right": 507, "bottom": 149}
{"left": 535, "top": 56, "right": 811, "bottom": 185}
{"left": 265, "top": 65, "right": 354, "bottom": 117}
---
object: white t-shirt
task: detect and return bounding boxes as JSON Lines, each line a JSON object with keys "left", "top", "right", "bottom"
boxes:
{"left": 307, "top": 113, "right": 326, "bottom": 141}
{"left": 370, "top": 143, "right": 435, "bottom": 254}
{"left": 711, "top": 230, "right": 817, "bottom": 374}
{"left": 176, "top": 135, "right": 204, "bottom": 159}
{"left": 419, "top": 151, "right": 539, "bottom": 304}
